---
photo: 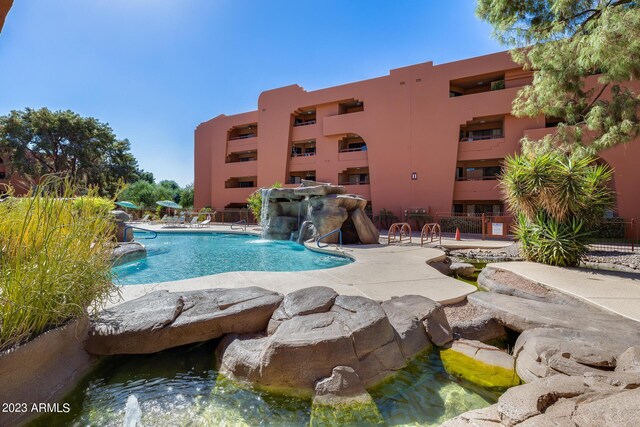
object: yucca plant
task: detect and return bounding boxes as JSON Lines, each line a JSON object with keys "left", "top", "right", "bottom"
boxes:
{"left": 501, "top": 149, "right": 615, "bottom": 266}
{"left": 0, "top": 177, "right": 117, "bottom": 351}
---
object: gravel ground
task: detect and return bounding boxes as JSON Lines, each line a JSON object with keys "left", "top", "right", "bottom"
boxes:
{"left": 488, "top": 269, "right": 551, "bottom": 296}
{"left": 450, "top": 242, "right": 640, "bottom": 272}
{"left": 448, "top": 242, "right": 523, "bottom": 262}
{"left": 443, "top": 299, "right": 487, "bottom": 323}
{"left": 582, "top": 251, "right": 640, "bottom": 272}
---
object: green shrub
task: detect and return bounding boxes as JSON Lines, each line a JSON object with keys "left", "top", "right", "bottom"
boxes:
{"left": 72, "top": 196, "right": 115, "bottom": 215}
{"left": 0, "top": 178, "right": 117, "bottom": 351}
{"left": 515, "top": 212, "right": 591, "bottom": 267}
{"left": 501, "top": 151, "right": 614, "bottom": 266}
{"left": 246, "top": 182, "right": 282, "bottom": 222}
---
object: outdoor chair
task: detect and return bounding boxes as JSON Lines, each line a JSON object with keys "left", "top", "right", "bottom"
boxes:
{"left": 197, "top": 219, "right": 211, "bottom": 228}
{"left": 188, "top": 217, "right": 198, "bottom": 227}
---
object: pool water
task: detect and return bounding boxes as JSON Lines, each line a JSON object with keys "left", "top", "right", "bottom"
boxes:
{"left": 30, "top": 341, "right": 500, "bottom": 427}
{"left": 113, "top": 232, "right": 352, "bottom": 285}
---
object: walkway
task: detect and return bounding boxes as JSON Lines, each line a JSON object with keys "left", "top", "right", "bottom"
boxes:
{"left": 113, "top": 227, "right": 477, "bottom": 307}
{"left": 489, "top": 261, "right": 640, "bottom": 322}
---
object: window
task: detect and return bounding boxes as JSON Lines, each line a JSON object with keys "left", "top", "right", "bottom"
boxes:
{"left": 239, "top": 181, "right": 255, "bottom": 188}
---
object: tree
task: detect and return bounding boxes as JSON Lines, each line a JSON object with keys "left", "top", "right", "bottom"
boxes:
{"left": 136, "top": 169, "right": 155, "bottom": 184}
{"left": 118, "top": 180, "right": 173, "bottom": 209}
{"left": 0, "top": 108, "right": 139, "bottom": 196}
{"left": 476, "top": 0, "right": 640, "bottom": 155}
{"left": 501, "top": 152, "right": 615, "bottom": 266}
{"left": 159, "top": 180, "right": 181, "bottom": 203}
{"left": 179, "top": 184, "right": 194, "bottom": 208}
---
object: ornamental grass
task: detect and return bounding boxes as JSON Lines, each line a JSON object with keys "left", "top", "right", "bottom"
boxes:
{"left": 0, "top": 177, "right": 117, "bottom": 351}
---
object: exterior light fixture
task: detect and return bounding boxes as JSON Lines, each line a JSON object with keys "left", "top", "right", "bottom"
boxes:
{"left": 411, "top": 172, "right": 418, "bottom": 180}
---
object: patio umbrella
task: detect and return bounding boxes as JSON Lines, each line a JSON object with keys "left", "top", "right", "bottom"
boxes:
{"left": 156, "top": 200, "right": 182, "bottom": 216}
{"left": 115, "top": 201, "right": 139, "bottom": 209}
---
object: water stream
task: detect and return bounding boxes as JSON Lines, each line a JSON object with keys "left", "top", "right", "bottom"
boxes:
{"left": 30, "top": 341, "right": 503, "bottom": 427}
{"left": 260, "top": 188, "right": 273, "bottom": 239}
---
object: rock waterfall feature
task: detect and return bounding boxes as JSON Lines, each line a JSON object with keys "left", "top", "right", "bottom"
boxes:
{"left": 258, "top": 180, "right": 379, "bottom": 244}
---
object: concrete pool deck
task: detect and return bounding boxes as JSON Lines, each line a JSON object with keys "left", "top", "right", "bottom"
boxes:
{"left": 112, "top": 223, "right": 477, "bottom": 307}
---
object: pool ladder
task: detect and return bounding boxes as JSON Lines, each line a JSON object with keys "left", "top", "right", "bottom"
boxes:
{"left": 123, "top": 225, "right": 158, "bottom": 240}
{"left": 317, "top": 228, "right": 342, "bottom": 248}
{"left": 230, "top": 219, "right": 247, "bottom": 231}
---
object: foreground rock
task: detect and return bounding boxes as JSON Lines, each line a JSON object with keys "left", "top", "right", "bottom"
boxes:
{"left": 441, "top": 339, "right": 520, "bottom": 388}
{"left": 310, "top": 367, "right": 383, "bottom": 426}
{"left": 218, "top": 289, "right": 450, "bottom": 393}
{"left": 443, "top": 373, "right": 640, "bottom": 426}
{"left": 85, "top": 287, "right": 283, "bottom": 355}
{"left": 450, "top": 262, "right": 476, "bottom": 278}
{"left": 513, "top": 327, "right": 640, "bottom": 383}
{"left": 468, "top": 291, "right": 637, "bottom": 333}
{"left": 111, "top": 242, "right": 147, "bottom": 266}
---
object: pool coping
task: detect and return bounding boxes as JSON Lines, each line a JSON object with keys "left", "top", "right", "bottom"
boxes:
{"left": 110, "top": 224, "right": 476, "bottom": 307}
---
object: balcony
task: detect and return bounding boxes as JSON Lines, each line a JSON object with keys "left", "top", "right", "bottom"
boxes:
{"left": 460, "top": 116, "right": 504, "bottom": 142}
{"left": 293, "top": 108, "right": 317, "bottom": 127}
{"left": 339, "top": 167, "right": 369, "bottom": 186}
{"left": 453, "top": 180, "right": 501, "bottom": 201}
{"left": 228, "top": 123, "right": 258, "bottom": 141}
{"left": 226, "top": 150, "right": 257, "bottom": 163}
{"left": 225, "top": 176, "right": 257, "bottom": 189}
{"left": 450, "top": 72, "right": 505, "bottom": 97}
{"left": 323, "top": 111, "right": 367, "bottom": 136}
{"left": 289, "top": 170, "right": 316, "bottom": 184}
{"left": 291, "top": 140, "right": 316, "bottom": 157}
{"left": 338, "top": 99, "right": 364, "bottom": 115}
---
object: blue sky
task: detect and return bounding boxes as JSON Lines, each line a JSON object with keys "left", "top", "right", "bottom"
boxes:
{"left": 0, "top": 1, "right": 502, "bottom": 186}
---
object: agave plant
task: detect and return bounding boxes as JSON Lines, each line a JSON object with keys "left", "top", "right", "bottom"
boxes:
{"left": 501, "top": 149, "right": 615, "bottom": 266}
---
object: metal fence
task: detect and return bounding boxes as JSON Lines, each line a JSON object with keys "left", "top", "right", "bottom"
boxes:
{"left": 187, "top": 208, "right": 257, "bottom": 225}
{"left": 588, "top": 218, "right": 637, "bottom": 253}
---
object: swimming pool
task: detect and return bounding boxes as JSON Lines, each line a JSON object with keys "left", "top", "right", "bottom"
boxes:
{"left": 113, "top": 232, "right": 352, "bottom": 285}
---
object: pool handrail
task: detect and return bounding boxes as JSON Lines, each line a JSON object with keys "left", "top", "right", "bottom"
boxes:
{"left": 317, "top": 228, "right": 342, "bottom": 248}
{"left": 230, "top": 219, "right": 247, "bottom": 231}
{"left": 124, "top": 225, "right": 158, "bottom": 240}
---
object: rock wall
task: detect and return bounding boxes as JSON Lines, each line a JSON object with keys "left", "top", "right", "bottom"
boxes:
{"left": 261, "top": 180, "right": 379, "bottom": 244}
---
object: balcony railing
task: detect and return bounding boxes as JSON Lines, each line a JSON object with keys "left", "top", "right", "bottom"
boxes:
{"left": 291, "top": 152, "right": 316, "bottom": 157}
{"left": 340, "top": 180, "right": 370, "bottom": 186}
{"left": 293, "top": 120, "right": 316, "bottom": 127}
{"left": 338, "top": 147, "right": 367, "bottom": 153}
{"left": 228, "top": 133, "right": 257, "bottom": 141}
{"left": 459, "top": 133, "right": 503, "bottom": 142}
{"left": 455, "top": 176, "right": 499, "bottom": 181}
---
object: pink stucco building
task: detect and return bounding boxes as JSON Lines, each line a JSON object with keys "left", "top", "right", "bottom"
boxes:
{"left": 194, "top": 51, "right": 640, "bottom": 222}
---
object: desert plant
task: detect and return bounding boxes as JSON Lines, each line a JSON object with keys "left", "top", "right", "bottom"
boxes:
{"left": 246, "top": 182, "right": 282, "bottom": 221}
{"left": 501, "top": 150, "right": 615, "bottom": 266}
{"left": 0, "top": 177, "right": 117, "bottom": 351}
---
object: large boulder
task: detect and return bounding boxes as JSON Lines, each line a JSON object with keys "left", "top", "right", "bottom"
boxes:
{"left": 477, "top": 267, "right": 588, "bottom": 308}
{"left": 265, "top": 216, "right": 298, "bottom": 240}
{"left": 310, "top": 366, "right": 383, "bottom": 426}
{"left": 441, "top": 339, "right": 520, "bottom": 388}
{"left": 351, "top": 207, "right": 379, "bottom": 244}
{"left": 85, "top": 287, "right": 283, "bottom": 355}
{"left": 381, "top": 295, "right": 453, "bottom": 361}
{"left": 111, "top": 242, "right": 146, "bottom": 266}
{"left": 450, "top": 262, "right": 476, "bottom": 278}
{"left": 218, "top": 290, "right": 438, "bottom": 393}
{"left": 309, "top": 200, "right": 348, "bottom": 244}
{"left": 467, "top": 291, "right": 637, "bottom": 333}
{"left": 112, "top": 210, "right": 133, "bottom": 242}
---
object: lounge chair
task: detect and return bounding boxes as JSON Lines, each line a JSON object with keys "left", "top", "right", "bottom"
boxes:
{"left": 197, "top": 219, "right": 211, "bottom": 228}
{"left": 138, "top": 214, "right": 150, "bottom": 223}
{"left": 188, "top": 217, "right": 198, "bottom": 227}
